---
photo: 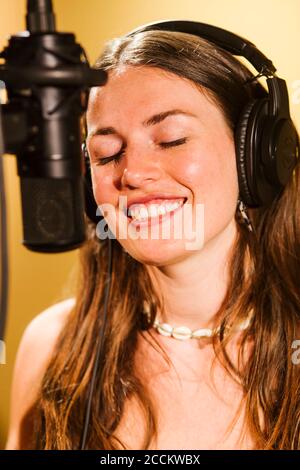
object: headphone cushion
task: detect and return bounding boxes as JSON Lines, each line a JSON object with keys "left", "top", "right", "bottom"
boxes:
{"left": 235, "top": 99, "right": 258, "bottom": 206}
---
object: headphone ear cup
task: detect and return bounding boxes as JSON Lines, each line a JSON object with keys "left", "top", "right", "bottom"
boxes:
{"left": 235, "top": 98, "right": 268, "bottom": 207}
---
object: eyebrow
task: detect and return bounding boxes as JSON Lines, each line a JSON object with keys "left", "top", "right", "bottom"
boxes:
{"left": 90, "top": 109, "right": 197, "bottom": 136}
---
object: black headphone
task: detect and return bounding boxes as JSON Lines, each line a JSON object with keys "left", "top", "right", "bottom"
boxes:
{"left": 83, "top": 20, "right": 300, "bottom": 224}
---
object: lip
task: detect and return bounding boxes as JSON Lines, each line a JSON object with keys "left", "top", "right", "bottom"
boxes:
{"left": 127, "top": 197, "right": 187, "bottom": 228}
{"left": 122, "top": 193, "right": 188, "bottom": 216}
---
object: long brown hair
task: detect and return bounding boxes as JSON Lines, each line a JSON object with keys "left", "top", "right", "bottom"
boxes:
{"left": 30, "top": 29, "right": 300, "bottom": 449}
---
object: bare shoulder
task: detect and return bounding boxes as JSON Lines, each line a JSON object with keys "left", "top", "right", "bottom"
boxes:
{"left": 21, "top": 297, "right": 75, "bottom": 349}
{"left": 13, "top": 297, "right": 76, "bottom": 377}
{"left": 5, "top": 297, "right": 76, "bottom": 449}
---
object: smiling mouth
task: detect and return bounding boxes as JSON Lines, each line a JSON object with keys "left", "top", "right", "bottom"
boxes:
{"left": 125, "top": 197, "right": 188, "bottom": 225}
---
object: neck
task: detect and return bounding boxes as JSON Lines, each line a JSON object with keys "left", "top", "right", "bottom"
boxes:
{"left": 146, "top": 219, "right": 238, "bottom": 332}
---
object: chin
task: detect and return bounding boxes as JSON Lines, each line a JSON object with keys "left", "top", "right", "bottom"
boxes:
{"left": 125, "top": 239, "right": 193, "bottom": 266}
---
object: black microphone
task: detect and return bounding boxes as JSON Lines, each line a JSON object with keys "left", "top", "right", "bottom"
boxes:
{"left": 0, "top": 0, "right": 107, "bottom": 252}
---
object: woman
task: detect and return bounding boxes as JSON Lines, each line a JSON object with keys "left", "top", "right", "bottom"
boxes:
{"left": 6, "top": 27, "right": 300, "bottom": 450}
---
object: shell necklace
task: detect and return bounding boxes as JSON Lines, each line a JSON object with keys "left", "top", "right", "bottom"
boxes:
{"left": 143, "top": 302, "right": 254, "bottom": 341}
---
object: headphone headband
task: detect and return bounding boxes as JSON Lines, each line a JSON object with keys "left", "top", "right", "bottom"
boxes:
{"left": 125, "top": 20, "right": 277, "bottom": 76}
{"left": 125, "top": 20, "right": 289, "bottom": 128}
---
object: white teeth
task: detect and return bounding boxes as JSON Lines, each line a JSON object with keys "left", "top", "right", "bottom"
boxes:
{"left": 139, "top": 207, "right": 148, "bottom": 218}
{"left": 148, "top": 205, "right": 157, "bottom": 217}
{"left": 128, "top": 199, "right": 185, "bottom": 221}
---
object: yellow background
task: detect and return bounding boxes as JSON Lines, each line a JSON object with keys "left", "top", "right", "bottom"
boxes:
{"left": 0, "top": 0, "right": 299, "bottom": 449}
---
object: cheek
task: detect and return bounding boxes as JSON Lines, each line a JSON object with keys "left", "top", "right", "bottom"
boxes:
{"left": 176, "top": 139, "right": 238, "bottom": 198}
{"left": 90, "top": 168, "right": 117, "bottom": 206}
{"left": 177, "top": 138, "right": 239, "bottom": 232}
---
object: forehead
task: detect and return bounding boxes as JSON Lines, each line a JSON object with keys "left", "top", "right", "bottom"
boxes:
{"left": 87, "top": 65, "right": 214, "bottom": 125}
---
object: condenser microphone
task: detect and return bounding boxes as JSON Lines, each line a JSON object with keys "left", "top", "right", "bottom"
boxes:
{"left": 0, "top": 0, "right": 107, "bottom": 252}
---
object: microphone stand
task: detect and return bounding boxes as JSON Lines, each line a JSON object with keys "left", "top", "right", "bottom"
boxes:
{"left": 0, "top": 102, "right": 8, "bottom": 351}
{"left": 0, "top": 0, "right": 108, "bottom": 342}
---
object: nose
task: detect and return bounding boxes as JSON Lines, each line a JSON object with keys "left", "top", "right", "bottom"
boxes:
{"left": 120, "top": 149, "right": 163, "bottom": 188}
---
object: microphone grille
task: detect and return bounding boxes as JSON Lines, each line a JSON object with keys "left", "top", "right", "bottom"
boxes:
{"left": 20, "top": 177, "right": 86, "bottom": 252}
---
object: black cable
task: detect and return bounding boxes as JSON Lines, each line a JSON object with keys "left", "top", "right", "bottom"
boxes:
{"left": 79, "top": 235, "right": 113, "bottom": 450}
{"left": 0, "top": 104, "right": 9, "bottom": 344}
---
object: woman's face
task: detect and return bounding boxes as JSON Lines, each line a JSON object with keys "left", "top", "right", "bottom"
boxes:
{"left": 86, "top": 65, "right": 239, "bottom": 265}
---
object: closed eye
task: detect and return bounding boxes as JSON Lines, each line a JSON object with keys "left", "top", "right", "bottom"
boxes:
{"left": 94, "top": 137, "right": 188, "bottom": 166}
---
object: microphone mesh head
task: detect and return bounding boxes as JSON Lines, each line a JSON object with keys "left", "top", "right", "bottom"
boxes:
{"left": 20, "top": 177, "right": 86, "bottom": 252}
